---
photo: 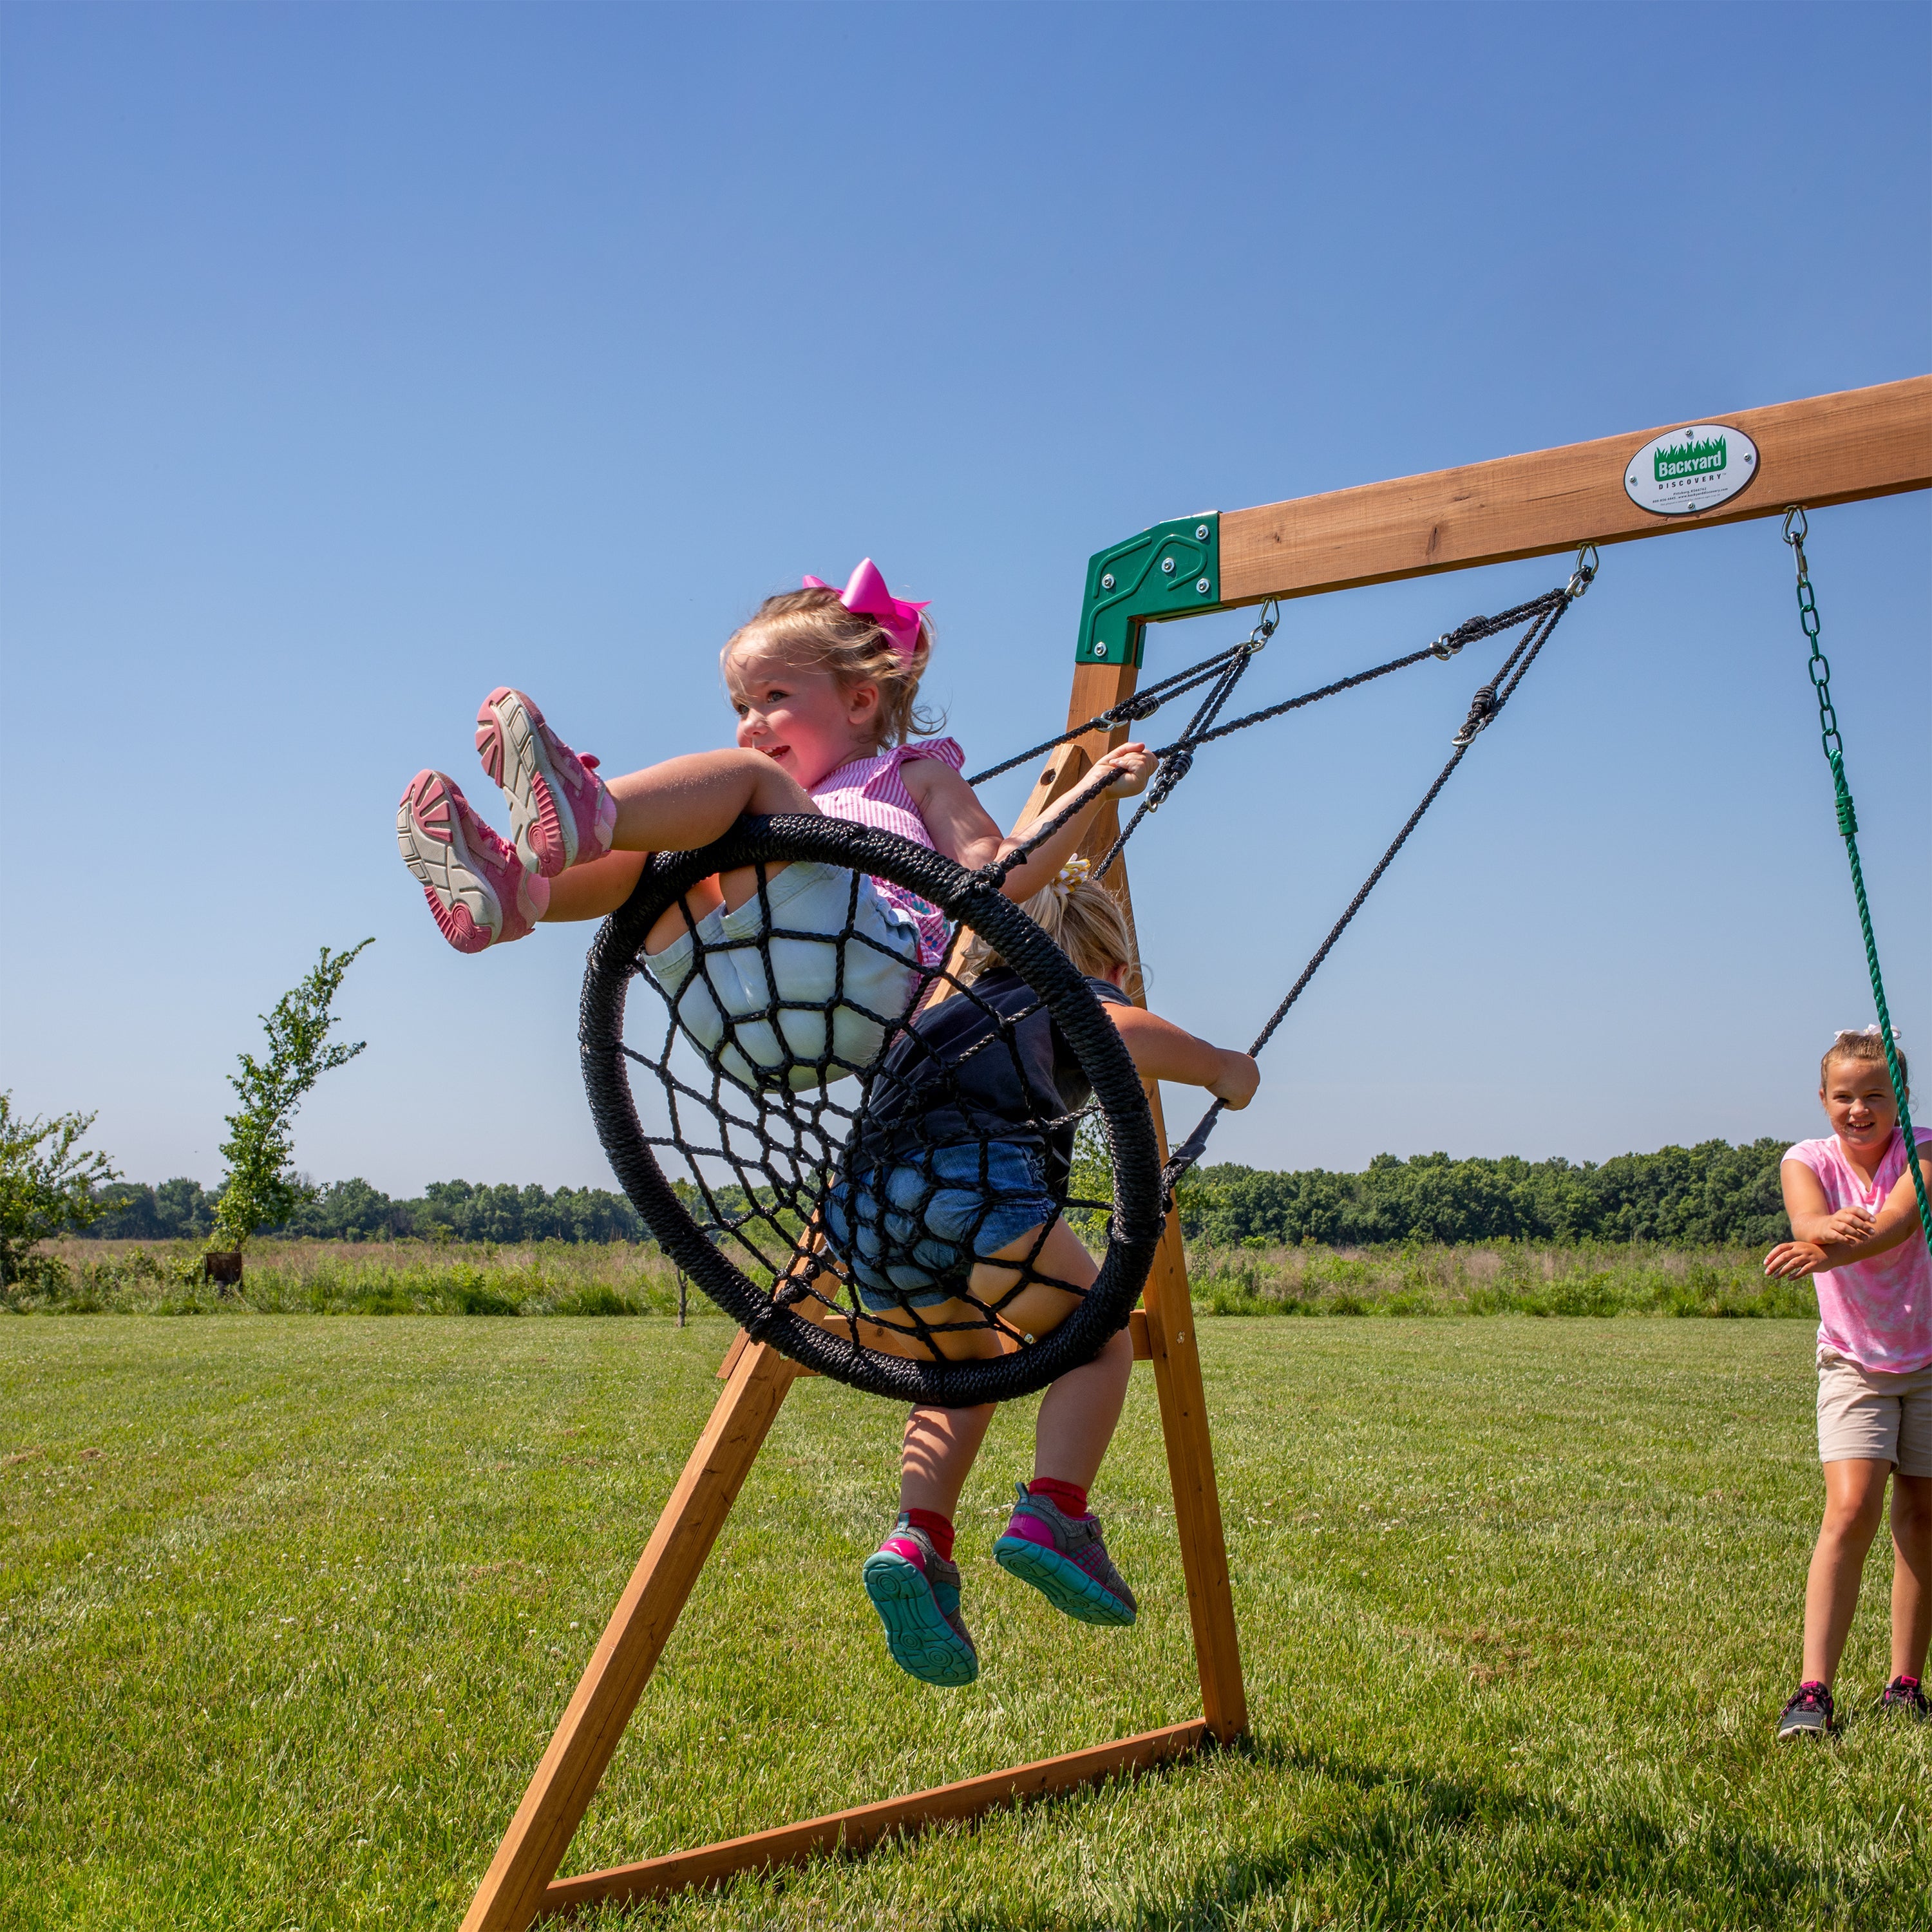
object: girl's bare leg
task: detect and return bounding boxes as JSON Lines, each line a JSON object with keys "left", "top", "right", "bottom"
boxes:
{"left": 537, "top": 750, "right": 817, "bottom": 943}
{"left": 606, "top": 749, "right": 813, "bottom": 853}
{"left": 898, "top": 1403, "right": 996, "bottom": 1520}
{"left": 1802, "top": 1458, "right": 1891, "bottom": 1684}
{"left": 540, "top": 850, "right": 649, "bottom": 923}
{"left": 1034, "top": 1326, "right": 1133, "bottom": 1490}
{"left": 1890, "top": 1472, "right": 1932, "bottom": 1682}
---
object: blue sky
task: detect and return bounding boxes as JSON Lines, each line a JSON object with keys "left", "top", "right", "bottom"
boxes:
{"left": 2, "top": 1, "right": 1926, "bottom": 1196}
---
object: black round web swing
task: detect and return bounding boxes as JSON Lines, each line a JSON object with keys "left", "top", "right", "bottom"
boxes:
{"left": 580, "top": 813, "right": 1168, "bottom": 1406}
{"left": 581, "top": 551, "right": 1596, "bottom": 1406}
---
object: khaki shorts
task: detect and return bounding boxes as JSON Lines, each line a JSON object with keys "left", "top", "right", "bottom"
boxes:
{"left": 1817, "top": 1352, "right": 1932, "bottom": 1475}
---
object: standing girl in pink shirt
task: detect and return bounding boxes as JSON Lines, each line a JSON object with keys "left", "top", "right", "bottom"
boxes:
{"left": 1764, "top": 1027, "right": 1932, "bottom": 1738}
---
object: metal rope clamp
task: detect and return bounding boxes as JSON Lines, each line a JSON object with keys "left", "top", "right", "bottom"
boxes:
{"left": 1451, "top": 687, "right": 1499, "bottom": 748}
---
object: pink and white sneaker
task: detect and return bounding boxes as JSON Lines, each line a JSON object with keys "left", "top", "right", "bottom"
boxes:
{"left": 397, "top": 771, "right": 549, "bottom": 954}
{"left": 474, "top": 687, "right": 616, "bottom": 880}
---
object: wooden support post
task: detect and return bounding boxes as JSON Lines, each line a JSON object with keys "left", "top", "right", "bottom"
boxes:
{"left": 460, "top": 1340, "right": 805, "bottom": 1932}
{"left": 1010, "top": 658, "right": 1249, "bottom": 1743}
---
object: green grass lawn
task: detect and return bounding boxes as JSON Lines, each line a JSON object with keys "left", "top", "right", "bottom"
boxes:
{"left": 2, "top": 1318, "right": 1924, "bottom": 1930}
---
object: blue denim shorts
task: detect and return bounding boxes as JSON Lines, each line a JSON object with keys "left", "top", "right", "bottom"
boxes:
{"left": 822, "top": 1140, "right": 1056, "bottom": 1310}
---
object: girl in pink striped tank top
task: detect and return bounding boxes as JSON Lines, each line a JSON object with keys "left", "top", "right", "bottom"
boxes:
{"left": 397, "top": 560, "right": 1152, "bottom": 1085}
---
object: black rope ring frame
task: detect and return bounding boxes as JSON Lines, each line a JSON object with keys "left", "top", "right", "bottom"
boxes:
{"left": 581, "top": 813, "right": 1166, "bottom": 1406}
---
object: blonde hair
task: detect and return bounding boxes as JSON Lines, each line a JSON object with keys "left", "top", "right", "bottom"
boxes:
{"left": 1821, "top": 1026, "right": 1909, "bottom": 1095}
{"left": 961, "top": 868, "right": 1143, "bottom": 999}
{"left": 722, "top": 588, "right": 942, "bottom": 752}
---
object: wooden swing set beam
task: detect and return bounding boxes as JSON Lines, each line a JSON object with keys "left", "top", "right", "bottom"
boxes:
{"left": 1213, "top": 375, "right": 1932, "bottom": 610}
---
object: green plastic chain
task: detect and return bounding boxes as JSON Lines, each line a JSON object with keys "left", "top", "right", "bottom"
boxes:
{"left": 1783, "top": 506, "right": 1932, "bottom": 1256}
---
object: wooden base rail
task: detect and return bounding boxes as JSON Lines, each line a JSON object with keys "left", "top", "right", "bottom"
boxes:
{"left": 542, "top": 1720, "right": 1209, "bottom": 1914}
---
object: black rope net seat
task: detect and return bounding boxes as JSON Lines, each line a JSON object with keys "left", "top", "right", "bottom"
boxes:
{"left": 580, "top": 813, "right": 1166, "bottom": 1406}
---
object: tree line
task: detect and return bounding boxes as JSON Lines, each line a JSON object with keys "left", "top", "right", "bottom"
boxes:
{"left": 80, "top": 1135, "right": 1795, "bottom": 1250}
{"left": 82, "top": 1175, "right": 649, "bottom": 1245}
{"left": 1177, "top": 1138, "right": 1791, "bottom": 1248}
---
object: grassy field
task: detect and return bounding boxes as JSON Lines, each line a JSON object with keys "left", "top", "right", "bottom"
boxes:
{"left": 15, "top": 1235, "right": 1814, "bottom": 1323}
{"left": 3, "top": 1318, "right": 1924, "bottom": 1931}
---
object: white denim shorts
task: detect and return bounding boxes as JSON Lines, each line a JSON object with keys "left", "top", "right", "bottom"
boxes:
{"left": 641, "top": 861, "right": 924, "bottom": 1092}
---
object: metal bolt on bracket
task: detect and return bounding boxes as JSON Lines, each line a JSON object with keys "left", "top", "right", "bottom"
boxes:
{"left": 1195, "top": 524, "right": 1209, "bottom": 540}
{"left": 1100, "top": 573, "right": 1115, "bottom": 591}
{"left": 1196, "top": 578, "right": 1210, "bottom": 593}
{"left": 1160, "top": 557, "right": 1175, "bottom": 574}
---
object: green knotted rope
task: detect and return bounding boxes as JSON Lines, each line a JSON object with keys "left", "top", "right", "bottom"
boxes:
{"left": 1784, "top": 507, "right": 1932, "bottom": 1256}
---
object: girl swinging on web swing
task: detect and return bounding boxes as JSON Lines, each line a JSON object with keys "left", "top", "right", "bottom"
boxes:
{"left": 396, "top": 560, "right": 1258, "bottom": 1687}
{"left": 395, "top": 560, "right": 1148, "bottom": 1074}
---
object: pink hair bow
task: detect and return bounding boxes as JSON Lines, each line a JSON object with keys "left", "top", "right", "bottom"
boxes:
{"left": 802, "top": 558, "right": 929, "bottom": 659}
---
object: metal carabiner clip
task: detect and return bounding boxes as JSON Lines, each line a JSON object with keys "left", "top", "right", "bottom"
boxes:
{"left": 1782, "top": 505, "right": 1810, "bottom": 582}
{"left": 1244, "top": 599, "right": 1280, "bottom": 654}
{"left": 1566, "top": 543, "right": 1600, "bottom": 601}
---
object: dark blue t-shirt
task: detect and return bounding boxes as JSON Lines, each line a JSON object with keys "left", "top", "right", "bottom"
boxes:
{"left": 853, "top": 966, "right": 1128, "bottom": 1198}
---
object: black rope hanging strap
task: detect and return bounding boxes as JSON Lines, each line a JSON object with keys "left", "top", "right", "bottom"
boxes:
{"left": 979, "top": 577, "right": 1591, "bottom": 895}
{"left": 964, "top": 630, "right": 1273, "bottom": 786}
{"left": 580, "top": 815, "right": 1165, "bottom": 1406}
{"left": 1160, "top": 549, "right": 1598, "bottom": 1182}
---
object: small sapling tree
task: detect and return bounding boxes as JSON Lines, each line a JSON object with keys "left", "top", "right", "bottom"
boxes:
{"left": 211, "top": 940, "right": 372, "bottom": 1255}
{"left": 0, "top": 1093, "right": 120, "bottom": 1283}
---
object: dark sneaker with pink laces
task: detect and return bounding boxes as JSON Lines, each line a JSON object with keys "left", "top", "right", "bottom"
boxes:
{"left": 1776, "top": 1680, "right": 1836, "bottom": 1740}
{"left": 397, "top": 770, "right": 549, "bottom": 952}
{"left": 993, "top": 1482, "right": 1136, "bottom": 1627}
{"left": 475, "top": 687, "right": 616, "bottom": 879}
{"left": 1879, "top": 1674, "right": 1930, "bottom": 1721}
{"left": 862, "top": 1520, "right": 977, "bottom": 1687}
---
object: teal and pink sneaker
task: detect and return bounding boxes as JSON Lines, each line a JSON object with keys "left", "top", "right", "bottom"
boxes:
{"left": 993, "top": 1482, "right": 1137, "bottom": 1627}
{"left": 475, "top": 687, "right": 616, "bottom": 880}
{"left": 397, "top": 770, "right": 549, "bottom": 953}
{"left": 862, "top": 1520, "right": 978, "bottom": 1687}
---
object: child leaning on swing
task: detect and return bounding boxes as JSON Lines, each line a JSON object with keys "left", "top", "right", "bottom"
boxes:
{"left": 395, "top": 559, "right": 1156, "bottom": 1083}
{"left": 823, "top": 865, "right": 1258, "bottom": 1687}
{"left": 1764, "top": 1027, "right": 1932, "bottom": 1738}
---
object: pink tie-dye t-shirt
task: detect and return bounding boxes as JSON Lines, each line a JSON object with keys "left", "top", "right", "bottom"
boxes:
{"left": 1786, "top": 1126, "right": 1932, "bottom": 1372}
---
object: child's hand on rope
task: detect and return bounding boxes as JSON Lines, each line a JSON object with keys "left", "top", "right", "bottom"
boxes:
{"left": 1763, "top": 1240, "right": 1829, "bottom": 1280}
{"left": 1090, "top": 743, "right": 1157, "bottom": 799}
{"left": 1209, "top": 1051, "right": 1260, "bottom": 1110}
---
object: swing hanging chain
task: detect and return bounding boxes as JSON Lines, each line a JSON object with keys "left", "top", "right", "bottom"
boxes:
{"left": 1159, "top": 549, "right": 1598, "bottom": 1189}
{"left": 1782, "top": 507, "right": 1932, "bottom": 1256}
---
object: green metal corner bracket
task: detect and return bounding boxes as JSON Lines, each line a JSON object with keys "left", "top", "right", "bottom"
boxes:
{"left": 1075, "top": 514, "right": 1220, "bottom": 665}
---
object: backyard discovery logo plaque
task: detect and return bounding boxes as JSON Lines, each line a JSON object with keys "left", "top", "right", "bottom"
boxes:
{"left": 1625, "top": 422, "right": 1759, "bottom": 516}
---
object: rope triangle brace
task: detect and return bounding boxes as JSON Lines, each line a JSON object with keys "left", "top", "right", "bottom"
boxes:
{"left": 1159, "top": 551, "right": 1597, "bottom": 1184}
